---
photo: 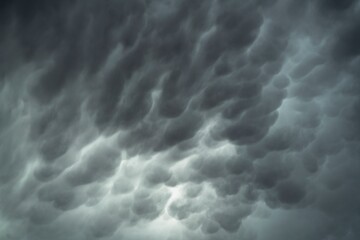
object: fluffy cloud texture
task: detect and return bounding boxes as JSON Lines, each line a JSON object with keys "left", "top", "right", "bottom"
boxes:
{"left": 1, "top": 0, "right": 360, "bottom": 240}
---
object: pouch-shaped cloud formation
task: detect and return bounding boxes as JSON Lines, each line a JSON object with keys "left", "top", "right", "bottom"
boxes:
{"left": 1, "top": 0, "right": 360, "bottom": 240}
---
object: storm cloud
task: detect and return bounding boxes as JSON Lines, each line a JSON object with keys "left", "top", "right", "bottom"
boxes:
{"left": 0, "top": 0, "right": 360, "bottom": 240}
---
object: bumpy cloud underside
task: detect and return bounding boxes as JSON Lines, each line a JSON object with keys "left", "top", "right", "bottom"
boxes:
{"left": 1, "top": 0, "right": 360, "bottom": 240}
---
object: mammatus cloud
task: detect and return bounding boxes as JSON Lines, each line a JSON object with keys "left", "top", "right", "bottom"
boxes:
{"left": 0, "top": 0, "right": 359, "bottom": 239}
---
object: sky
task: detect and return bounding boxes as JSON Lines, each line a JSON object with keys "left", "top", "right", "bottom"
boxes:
{"left": 0, "top": 0, "right": 360, "bottom": 240}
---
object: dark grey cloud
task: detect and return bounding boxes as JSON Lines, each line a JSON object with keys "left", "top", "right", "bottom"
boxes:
{"left": 1, "top": 0, "right": 360, "bottom": 240}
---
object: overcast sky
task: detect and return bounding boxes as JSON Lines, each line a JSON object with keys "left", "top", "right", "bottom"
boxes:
{"left": 0, "top": 0, "right": 360, "bottom": 240}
